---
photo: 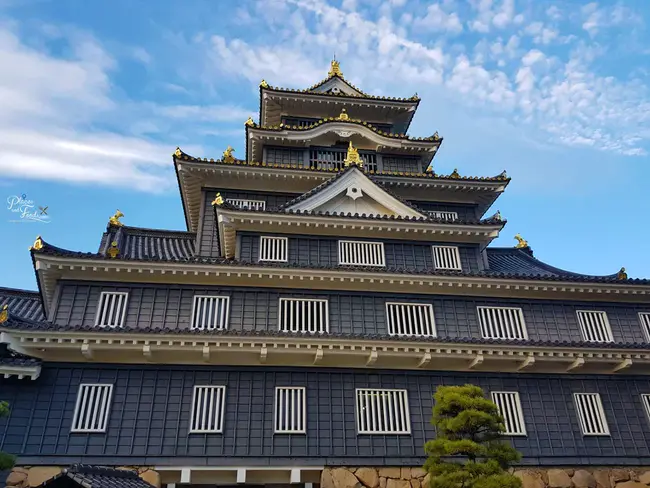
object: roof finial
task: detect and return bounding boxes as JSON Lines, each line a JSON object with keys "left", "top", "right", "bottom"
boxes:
{"left": 245, "top": 116, "right": 255, "bottom": 127}
{"left": 29, "top": 235, "right": 43, "bottom": 251}
{"left": 617, "top": 267, "right": 628, "bottom": 280}
{"left": 343, "top": 141, "right": 363, "bottom": 167}
{"left": 212, "top": 193, "right": 224, "bottom": 206}
{"left": 222, "top": 146, "right": 235, "bottom": 163}
{"left": 328, "top": 59, "right": 343, "bottom": 77}
{"left": 107, "top": 241, "right": 120, "bottom": 259}
{"left": 337, "top": 108, "right": 350, "bottom": 121}
{"left": 0, "top": 305, "right": 7, "bottom": 324}
{"left": 514, "top": 234, "right": 529, "bottom": 249}
{"left": 109, "top": 210, "right": 124, "bottom": 227}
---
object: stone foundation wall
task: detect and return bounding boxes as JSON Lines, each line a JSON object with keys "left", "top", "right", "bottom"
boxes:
{"left": 320, "top": 466, "right": 650, "bottom": 488}
{"left": 3, "top": 466, "right": 161, "bottom": 488}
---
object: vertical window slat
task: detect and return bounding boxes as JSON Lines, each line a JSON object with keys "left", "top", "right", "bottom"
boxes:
{"left": 386, "top": 302, "right": 437, "bottom": 338}
{"left": 432, "top": 245, "right": 462, "bottom": 270}
{"left": 355, "top": 388, "right": 411, "bottom": 434}
{"left": 95, "top": 292, "right": 129, "bottom": 328}
{"left": 477, "top": 306, "right": 527, "bottom": 340}
{"left": 259, "top": 236, "right": 289, "bottom": 262}
{"left": 574, "top": 393, "right": 610, "bottom": 435}
{"left": 491, "top": 392, "right": 527, "bottom": 436}
{"left": 577, "top": 311, "right": 614, "bottom": 343}
{"left": 274, "top": 387, "right": 306, "bottom": 433}
{"left": 189, "top": 386, "right": 227, "bottom": 433}
{"left": 190, "top": 296, "right": 230, "bottom": 331}
{"left": 71, "top": 384, "right": 114, "bottom": 433}
{"left": 338, "top": 241, "right": 385, "bottom": 267}
{"left": 279, "top": 298, "right": 329, "bottom": 334}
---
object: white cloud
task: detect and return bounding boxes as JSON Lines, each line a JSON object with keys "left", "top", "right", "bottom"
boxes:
{"left": 546, "top": 5, "right": 562, "bottom": 21}
{"left": 522, "top": 21, "right": 560, "bottom": 45}
{"left": 468, "top": 0, "right": 523, "bottom": 32}
{"left": 152, "top": 104, "right": 253, "bottom": 122}
{"left": 581, "top": 2, "right": 642, "bottom": 36}
{"left": 412, "top": 3, "right": 463, "bottom": 34}
{"left": 522, "top": 49, "right": 545, "bottom": 66}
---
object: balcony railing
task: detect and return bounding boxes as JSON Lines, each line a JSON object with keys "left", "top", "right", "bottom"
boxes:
{"left": 282, "top": 116, "right": 393, "bottom": 133}
{"left": 309, "top": 148, "right": 378, "bottom": 172}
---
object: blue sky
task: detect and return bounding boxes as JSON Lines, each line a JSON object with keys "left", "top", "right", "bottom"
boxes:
{"left": 1, "top": 0, "right": 649, "bottom": 290}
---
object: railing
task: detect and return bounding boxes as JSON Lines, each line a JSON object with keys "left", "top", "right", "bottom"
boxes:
{"left": 309, "top": 148, "right": 378, "bottom": 172}
{"left": 281, "top": 116, "right": 393, "bottom": 133}
{"left": 426, "top": 211, "right": 458, "bottom": 222}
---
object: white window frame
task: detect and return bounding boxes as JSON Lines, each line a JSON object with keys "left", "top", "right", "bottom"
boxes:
{"left": 278, "top": 297, "right": 329, "bottom": 334}
{"left": 574, "top": 393, "right": 610, "bottom": 436}
{"left": 491, "top": 391, "right": 527, "bottom": 436}
{"left": 190, "top": 295, "right": 230, "bottom": 331}
{"left": 432, "top": 245, "right": 462, "bottom": 270}
{"left": 259, "top": 236, "right": 288, "bottom": 262}
{"left": 385, "top": 302, "right": 436, "bottom": 338}
{"left": 639, "top": 312, "right": 650, "bottom": 342}
{"left": 427, "top": 210, "right": 458, "bottom": 222}
{"left": 338, "top": 240, "right": 386, "bottom": 267}
{"left": 477, "top": 306, "right": 528, "bottom": 340}
{"left": 71, "top": 383, "right": 114, "bottom": 433}
{"left": 576, "top": 310, "right": 614, "bottom": 343}
{"left": 355, "top": 388, "right": 411, "bottom": 435}
{"left": 225, "top": 198, "right": 266, "bottom": 211}
{"left": 94, "top": 291, "right": 129, "bottom": 328}
{"left": 274, "top": 387, "right": 307, "bottom": 434}
{"left": 641, "top": 394, "right": 650, "bottom": 425}
{"left": 189, "top": 385, "right": 227, "bottom": 434}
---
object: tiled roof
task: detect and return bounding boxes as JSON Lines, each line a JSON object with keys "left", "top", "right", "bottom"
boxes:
{"left": 172, "top": 148, "right": 511, "bottom": 183}
{"left": 0, "top": 342, "right": 40, "bottom": 367}
{"left": 38, "top": 465, "right": 155, "bottom": 488}
{"left": 100, "top": 225, "right": 196, "bottom": 260}
{"left": 0, "top": 287, "right": 45, "bottom": 321}
{"left": 5, "top": 320, "right": 650, "bottom": 351}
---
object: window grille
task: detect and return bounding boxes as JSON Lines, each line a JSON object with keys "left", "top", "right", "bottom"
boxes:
{"left": 576, "top": 311, "right": 614, "bottom": 343}
{"left": 274, "top": 387, "right": 306, "bottom": 433}
{"left": 491, "top": 391, "right": 527, "bottom": 435}
{"left": 381, "top": 155, "right": 420, "bottom": 173}
{"left": 477, "top": 306, "right": 528, "bottom": 340}
{"left": 641, "top": 394, "right": 650, "bottom": 424}
{"left": 278, "top": 298, "right": 329, "bottom": 333}
{"left": 265, "top": 147, "right": 304, "bottom": 165}
{"left": 95, "top": 291, "right": 128, "bottom": 328}
{"left": 427, "top": 211, "right": 458, "bottom": 222}
{"left": 71, "top": 384, "right": 113, "bottom": 433}
{"left": 259, "top": 236, "right": 288, "bottom": 262}
{"left": 225, "top": 198, "right": 266, "bottom": 211}
{"left": 385, "top": 302, "right": 436, "bottom": 337}
{"left": 189, "top": 385, "right": 226, "bottom": 433}
{"left": 432, "top": 245, "right": 462, "bottom": 270}
{"left": 191, "top": 296, "right": 230, "bottom": 331}
{"left": 355, "top": 389, "right": 411, "bottom": 434}
{"left": 338, "top": 240, "right": 385, "bottom": 267}
{"left": 639, "top": 313, "right": 650, "bottom": 342}
{"left": 574, "top": 393, "right": 610, "bottom": 435}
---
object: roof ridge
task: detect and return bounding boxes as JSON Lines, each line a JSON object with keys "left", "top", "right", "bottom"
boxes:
{"left": 118, "top": 225, "right": 196, "bottom": 237}
{"left": 0, "top": 286, "right": 41, "bottom": 298}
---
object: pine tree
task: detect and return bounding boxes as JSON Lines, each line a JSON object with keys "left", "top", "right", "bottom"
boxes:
{"left": 0, "top": 401, "right": 16, "bottom": 470}
{"left": 424, "top": 385, "right": 522, "bottom": 488}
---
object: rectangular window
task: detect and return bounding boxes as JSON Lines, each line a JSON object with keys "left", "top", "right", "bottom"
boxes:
{"left": 491, "top": 392, "right": 527, "bottom": 435}
{"left": 191, "top": 296, "right": 230, "bottom": 331}
{"left": 477, "top": 306, "right": 528, "bottom": 340}
{"left": 225, "top": 198, "right": 266, "bottom": 211}
{"left": 576, "top": 311, "right": 614, "bottom": 343}
{"left": 432, "top": 245, "right": 462, "bottom": 270}
{"left": 427, "top": 211, "right": 459, "bottom": 222}
{"left": 71, "top": 384, "right": 114, "bottom": 433}
{"left": 641, "top": 394, "right": 650, "bottom": 424}
{"left": 385, "top": 302, "right": 436, "bottom": 337}
{"left": 639, "top": 313, "right": 650, "bottom": 342}
{"left": 574, "top": 393, "right": 610, "bottom": 435}
{"left": 274, "top": 387, "right": 306, "bottom": 434}
{"left": 259, "top": 236, "right": 288, "bottom": 262}
{"left": 278, "top": 298, "right": 329, "bottom": 334}
{"left": 356, "top": 389, "right": 411, "bottom": 434}
{"left": 338, "top": 240, "right": 385, "bottom": 267}
{"left": 95, "top": 291, "right": 128, "bottom": 328}
{"left": 189, "top": 386, "right": 226, "bottom": 433}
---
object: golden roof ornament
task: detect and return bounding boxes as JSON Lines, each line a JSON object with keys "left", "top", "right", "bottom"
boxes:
{"left": 174, "top": 147, "right": 182, "bottom": 158}
{"left": 432, "top": 131, "right": 440, "bottom": 141}
{"left": 107, "top": 241, "right": 119, "bottom": 259}
{"left": 328, "top": 59, "right": 343, "bottom": 77}
{"left": 617, "top": 267, "right": 628, "bottom": 280}
{"left": 211, "top": 192, "right": 224, "bottom": 206}
{"left": 337, "top": 108, "right": 350, "bottom": 121}
{"left": 245, "top": 117, "right": 255, "bottom": 127}
{"left": 259, "top": 79, "right": 269, "bottom": 88}
{"left": 449, "top": 168, "right": 460, "bottom": 179}
{"left": 514, "top": 234, "right": 528, "bottom": 249}
{"left": 0, "top": 305, "right": 7, "bottom": 324}
{"left": 343, "top": 141, "right": 363, "bottom": 167}
{"left": 222, "top": 146, "right": 235, "bottom": 163}
{"left": 109, "top": 210, "right": 124, "bottom": 227}
{"left": 29, "top": 235, "right": 43, "bottom": 251}
{"left": 425, "top": 163, "right": 434, "bottom": 174}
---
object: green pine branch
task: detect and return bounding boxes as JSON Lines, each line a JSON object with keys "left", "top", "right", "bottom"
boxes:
{"left": 0, "top": 401, "right": 16, "bottom": 470}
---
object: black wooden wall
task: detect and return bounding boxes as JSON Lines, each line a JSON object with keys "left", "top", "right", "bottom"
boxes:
{"left": 2, "top": 364, "right": 650, "bottom": 466}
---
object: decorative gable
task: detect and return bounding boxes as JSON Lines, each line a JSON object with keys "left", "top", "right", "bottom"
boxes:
{"left": 310, "top": 76, "right": 365, "bottom": 97}
{"left": 284, "top": 166, "right": 425, "bottom": 219}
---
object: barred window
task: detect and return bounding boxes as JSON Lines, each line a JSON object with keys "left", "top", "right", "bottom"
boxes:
{"left": 225, "top": 198, "right": 266, "bottom": 211}
{"left": 574, "top": 393, "right": 610, "bottom": 435}
{"left": 641, "top": 394, "right": 650, "bottom": 425}
{"left": 265, "top": 147, "right": 304, "bottom": 165}
{"left": 338, "top": 240, "right": 385, "bottom": 266}
{"left": 477, "top": 306, "right": 528, "bottom": 340}
{"left": 639, "top": 313, "right": 650, "bottom": 342}
{"left": 427, "top": 211, "right": 458, "bottom": 222}
{"left": 95, "top": 291, "right": 128, "bottom": 328}
{"left": 278, "top": 298, "right": 329, "bottom": 334}
{"left": 71, "top": 384, "right": 113, "bottom": 433}
{"left": 274, "top": 387, "right": 306, "bottom": 434}
{"left": 576, "top": 311, "right": 614, "bottom": 343}
{"left": 189, "top": 386, "right": 226, "bottom": 433}
{"left": 382, "top": 155, "right": 421, "bottom": 173}
{"left": 259, "top": 236, "right": 288, "bottom": 262}
{"left": 432, "top": 245, "right": 462, "bottom": 270}
{"left": 385, "top": 302, "right": 436, "bottom": 337}
{"left": 491, "top": 391, "right": 527, "bottom": 435}
{"left": 356, "top": 389, "right": 411, "bottom": 434}
{"left": 191, "top": 296, "right": 230, "bottom": 331}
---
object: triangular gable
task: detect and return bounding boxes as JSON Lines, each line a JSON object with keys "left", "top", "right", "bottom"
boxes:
{"left": 309, "top": 76, "right": 367, "bottom": 97}
{"left": 285, "top": 166, "right": 425, "bottom": 219}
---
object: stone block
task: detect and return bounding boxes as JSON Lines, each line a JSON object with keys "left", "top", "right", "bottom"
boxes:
{"left": 331, "top": 468, "right": 362, "bottom": 488}
{"left": 615, "top": 482, "right": 646, "bottom": 488}
{"left": 421, "top": 474, "right": 431, "bottom": 488}
{"left": 573, "top": 470, "right": 596, "bottom": 488}
{"left": 611, "top": 470, "right": 631, "bottom": 484}
{"left": 638, "top": 471, "right": 650, "bottom": 485}
{"left": 321, "top": 468, "right": 335, "bottom": 488}
{"left": 6, "top": 471, "right": 27, "bottom": 487}
{"left": 138, "top": 470, "right": 160, "bottom": 488}
{"left": 355, "top": 468, "right": 379, "bottom": 488}
{"left": 514, "top": 470, "right": 545, "bottom": 488}
{"left": 410, "top": 469, "right": 427, "bottom": 479}
{"left": 593, "top": 470, "right": 612, "bottom": 488}
{"left": 378, "top": 469, "right": 401, "bottom": 480}
{"left": 386, "top": 479, "right": 411, "bottom": 488}
{"left": 27, "top": 468, "right": 62, "bottom": 487}
{"left": 400, "top": 469, "right": 410, "bottom": 480}
{"left": 548, "top": 469, "right": 572, "bottom": 488}
{"left": 379, "top": 478, "right": 387, "bottom": 488}
{"left": 410, "top": 479, "right": 420, "bottom": 488}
